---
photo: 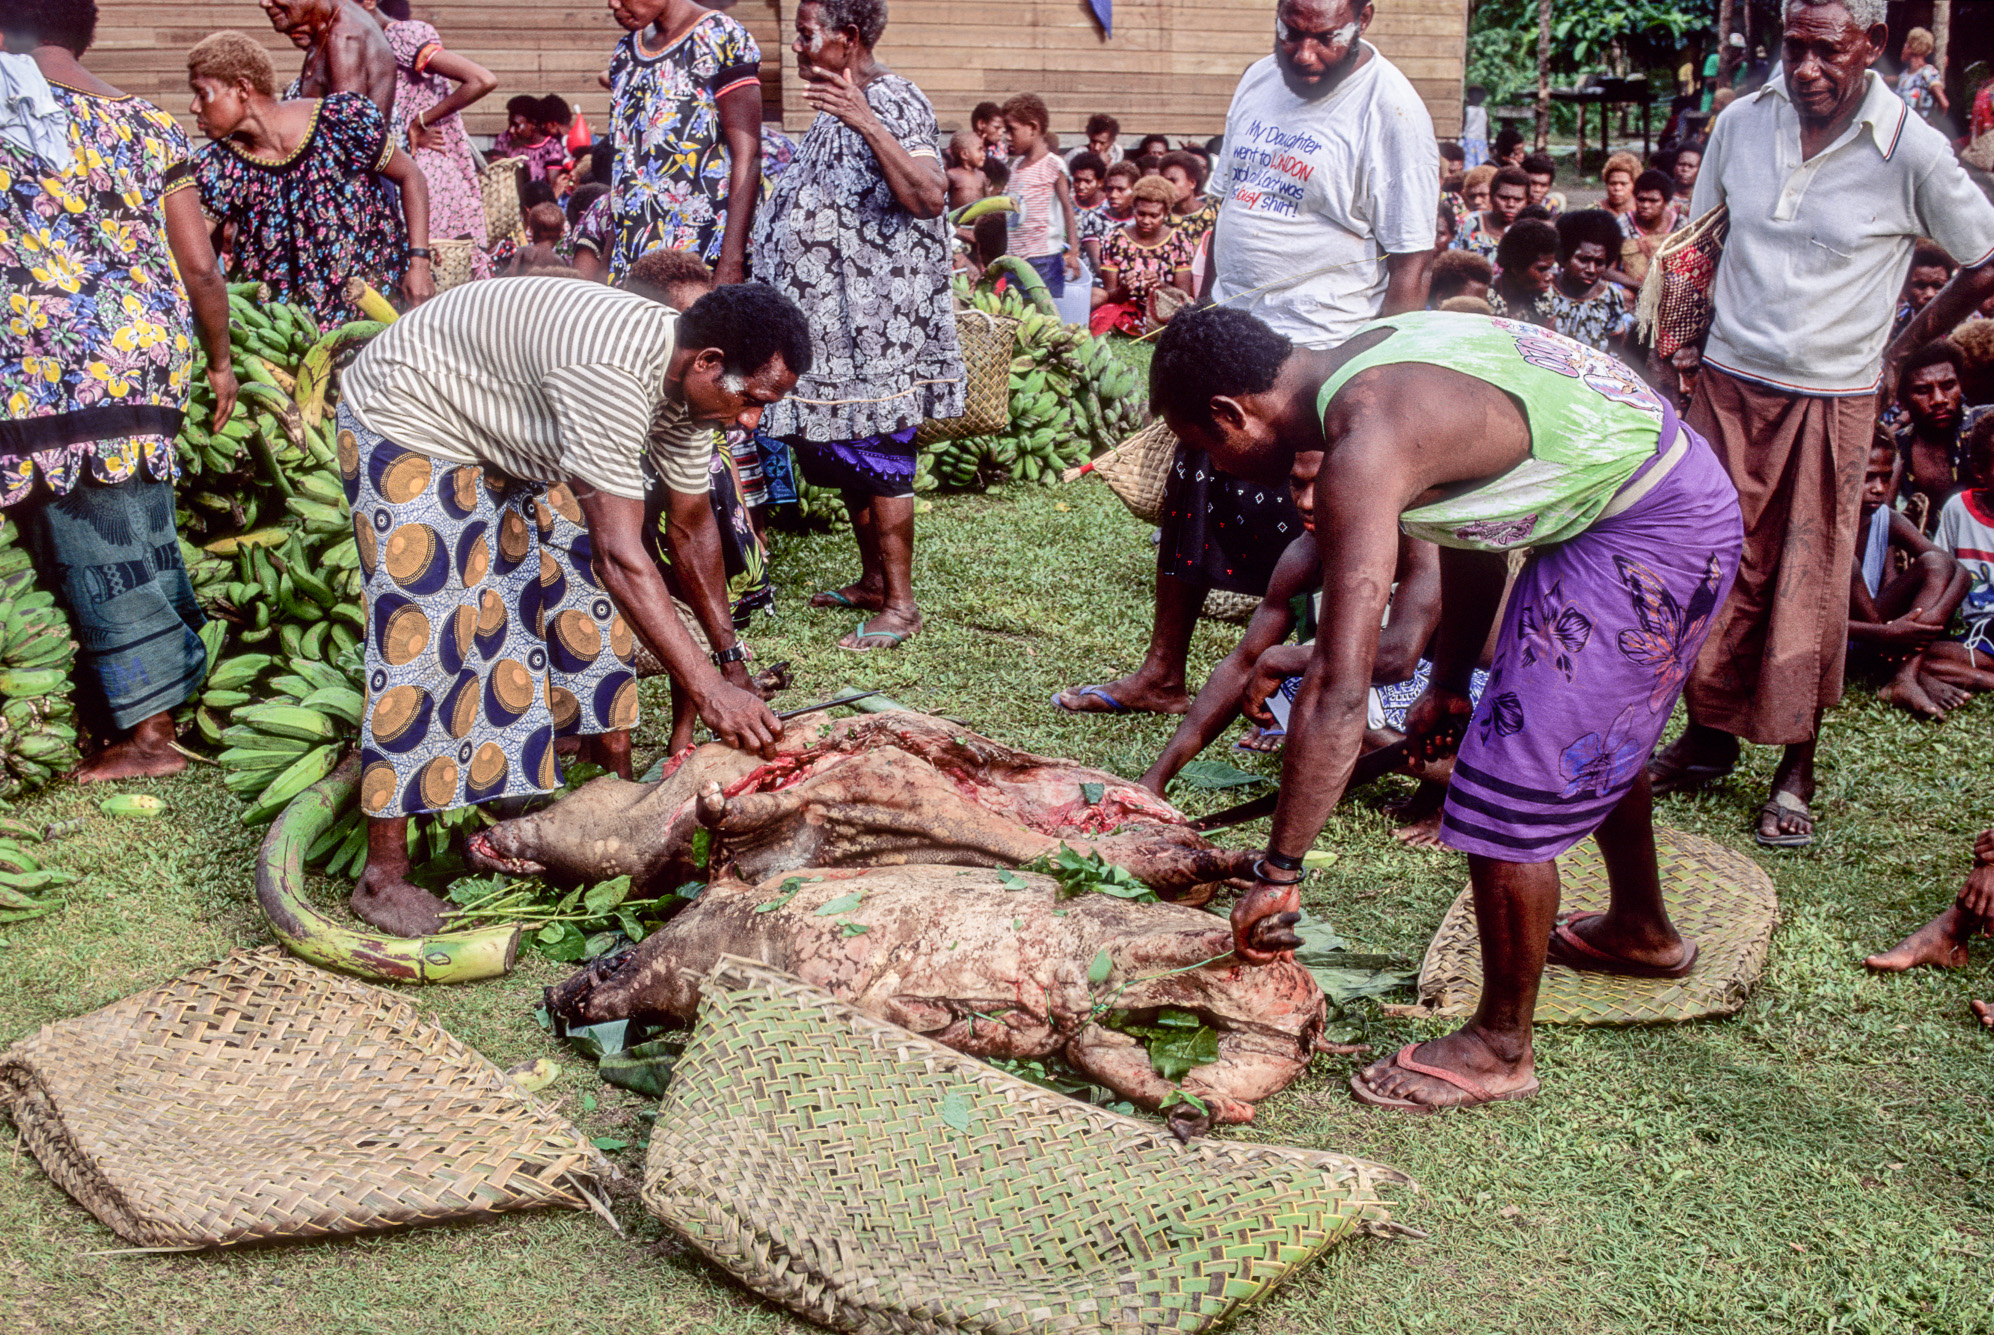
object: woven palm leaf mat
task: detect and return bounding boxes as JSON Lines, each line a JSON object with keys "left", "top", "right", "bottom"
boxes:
{"left": 1415, "top": 827, "right": 1778, "bottom": 1024}
{"left": 0, "top": 948, "right": 608, "bottom": 1248}
{"left": 643, "top": 957, "right": 1412, "bottom": 1335}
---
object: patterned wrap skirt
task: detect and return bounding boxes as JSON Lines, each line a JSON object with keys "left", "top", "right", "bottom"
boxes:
{"left": 1158, "top": 445, "right": 1304, "bottom": 596}
{"left": 338, "top": 406, "right": 639, "bottom": 818}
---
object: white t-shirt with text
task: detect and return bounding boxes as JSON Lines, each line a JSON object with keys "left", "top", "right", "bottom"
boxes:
{"left": 1210, "top": 45, "right": 1438, "bottom": 350}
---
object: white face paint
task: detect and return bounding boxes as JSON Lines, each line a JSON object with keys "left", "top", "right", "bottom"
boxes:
{"left": 722, "top": 371, "right": 748, "bottom": 394}
{"left": 1276, "top": 18, "right": 1359, "bottom": 46}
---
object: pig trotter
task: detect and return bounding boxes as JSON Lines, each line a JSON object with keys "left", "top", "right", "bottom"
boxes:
{"left": 1166, "top": 1100, "right": 1213, "bottom": 1143}
{"left": 544, "top": 943, "right": 639, "bottom": 1036}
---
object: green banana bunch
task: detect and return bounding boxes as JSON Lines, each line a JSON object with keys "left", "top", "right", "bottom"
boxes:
{"left": 0, "top": 522, "right": 79, "bottom": 798}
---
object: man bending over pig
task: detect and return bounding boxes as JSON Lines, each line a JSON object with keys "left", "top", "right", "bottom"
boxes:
{"left": 1150, "top": 306, "right": 1743, "bottom": 1111}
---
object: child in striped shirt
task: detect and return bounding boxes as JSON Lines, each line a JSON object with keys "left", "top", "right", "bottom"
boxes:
{"left": 1000, "top": 93, "right": 1080, "bottom": 298}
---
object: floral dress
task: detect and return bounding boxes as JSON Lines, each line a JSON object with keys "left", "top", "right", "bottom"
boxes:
{"left": 1172, "top": 194, "right": 1218, "bottom": 251}
{"left": 1548, "top": 283, "right": 1633, "bottom": 352}
{"left": 0, "top": 83, "right": 194, "bottom": 504}
{"left": 194, "top": 92, "right": 407, "bottom": 330}
{"left": 493, "top": 130, "right": 567, "bottom": 183}
{"left": 751, "top": 73, "right": 964, "bottom": 443}
{"left": 607, "top": 11, "right": 761, "bottom": 281}
{"left": 1099, "top": 225, "right": 1194, "bottom": 305}
{"left": 1451, "top": 210, "right": 1502, "bottom": 260}
{"left": 1898, "top": 64, "right": 1942, "bottom": 122}
{"left": 384, "top": 20, "right": 487, "bottom": 258}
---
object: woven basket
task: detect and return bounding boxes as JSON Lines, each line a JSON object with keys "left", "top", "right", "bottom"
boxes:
{"left": 914, "top": 306, "right": 1017, "bottom": 446}
{"left": 480, "top": 157, "right": 526, "bottom": 247}
{"left": 0, "top": 949, "right": 607, "bottom": 1248}
{"left": 643, "top": 957, "right": 1411, "bottom": 1335}
{"left": 1200, "top": 589, "right": 1260, "bottom": 623}
{"left": 1088, "top": 418, "right": 1178, "bottom": 524}
{"left": 1635, "top": 204, "right": 1728, "bottom": 361}
{"left": 430, "top": 237, "right": 478, "bottom": 291}
{"left": 1415, "top": 827, "right": 1778, "bottom": 1025}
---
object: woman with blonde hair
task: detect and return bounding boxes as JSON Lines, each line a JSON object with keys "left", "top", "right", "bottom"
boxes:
{"left": 188, "top": 30, "right": 432, "bottom": 328}
{"left": 1089, "top": 175, "right": 1194, "bottom": 336}
{"left": 1897, "top": 28, "right": 1948, "bottom": 126}
{"left": 1458, "top": 162, "right": 1496, "bottom": 215}
{"left": 1600, "top": 151, "right": 1640, "bottom": 220}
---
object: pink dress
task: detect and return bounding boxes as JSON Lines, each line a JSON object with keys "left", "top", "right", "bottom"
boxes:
{"left": 384, "top": 20, "right": 488, "bottom": 267}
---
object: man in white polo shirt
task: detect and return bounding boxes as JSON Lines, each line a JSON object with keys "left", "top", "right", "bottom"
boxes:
{"left": 334, "top": 276, "right": 809, "bottom": 935}
{"left": 1649, "top": 0, "right": 1994, "bottom": 847}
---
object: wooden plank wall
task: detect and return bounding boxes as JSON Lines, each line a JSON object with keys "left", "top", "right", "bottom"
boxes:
{"left": 88, "top": 0, "right": 1463, "bottom": 143}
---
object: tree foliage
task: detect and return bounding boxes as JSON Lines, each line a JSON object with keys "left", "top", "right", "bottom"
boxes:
{"left": 1469, "top": 0, "right": 1716, "bottom": 84}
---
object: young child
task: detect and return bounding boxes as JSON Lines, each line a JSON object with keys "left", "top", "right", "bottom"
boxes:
{"left": 1461, "top": 85, "right": 1489, "bottom": 166}
{"left": 1428, "top": 249, "right": 1492, "bottom": 307}
{"left": 1000, "top": 93, "right": 1080, "bottom": 298}
{"left": 1068, "top": 149, "right": 1111, "bottom": 274}
{"left": 1932, "top": 415, "right": 1994, "bottom": 683}
{"left": 495, "top": 93, "right": 569, "bottom": 183}
{"left": 1865, "top": 826, "right": 1994, "bottom": 1034}
{"left": 1846, "top": 434, "right": 1977, "bottom": 720}
{"left": 1085, "top": 112, "right": 1122, "bottom": 165}
{"left": 506, "top": 202, "right": 570, "bottom": 273}
{"left": 946, "top": 129, "right": 989, "bottom": 211}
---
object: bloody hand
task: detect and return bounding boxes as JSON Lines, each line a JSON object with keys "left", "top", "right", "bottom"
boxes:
{"left": 1403, "top": 683, "right": 1474, "bottom": 765}
{"left": 1231, "top": 878, "right": 1301, "bottom": 965}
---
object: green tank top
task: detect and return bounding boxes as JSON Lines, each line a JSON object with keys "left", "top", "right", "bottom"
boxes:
{"left": 1317, "top": 311, "right": 1672, "bottom": 551}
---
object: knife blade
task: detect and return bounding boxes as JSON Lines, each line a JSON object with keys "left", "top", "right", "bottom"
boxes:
{"left": 775, "top": 689, "right": 884, "bottom": 721}
{"left": 1190, "top": 739, "right": 1411, "bottom": 832}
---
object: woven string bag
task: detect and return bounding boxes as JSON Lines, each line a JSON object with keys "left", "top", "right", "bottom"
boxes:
{"left": 1085, "top": 418, "right": 1178, "bottom": 524}
{"left": 1635, "top": 204, "right": 1729, "bottom": 361}
{"left": 914, "top": 305, "right": 1018, "bottom": 445}
{"left": 0, "top": 949, "right": 608, "bottom": 1248}
{"left": 1415, "top": 827, "right": 1778, "bottom": 1025}
{"left": 480, "top": 157, "right": 526, "bottom": 248}
{"left": 643, "top": 957, "right": 1413, "bottom": 1335}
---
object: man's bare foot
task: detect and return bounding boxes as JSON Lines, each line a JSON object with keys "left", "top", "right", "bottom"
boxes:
{"left": 1864, "top": 906, "right": 1974, "bottom": 971}
{"left": 1350, "top": 1027, "right": 1536, "bottom": 1110}
{"left": 69, "top": 712, "right": 185, "bottom": 783}
{"left": 1917, "top": 667, "right": 1970, "bottom": 712}
{"left": 1556, "top": 909, "right": 1691, "bottom": 971}
{"left": 839, "top": 607, "right": 921, "bottom": 651}
{"left": 1879, "top": 671, "right": 1948, "bottom": 719}
{"left": 1647, "top": 726, "right": 1739, "bottom": 795}
{"left": 1234, "top": 725, "right": 1283, "bottom": 754}
{"left": 351, "top": 866, "right": 449, "bottom": 937}
{"left": 1971, "top": 999, "right": 1993, "bottom": 1030}
{"left": 1052, "top": 671, "right": 1189, "bottom": 715}
{"left": 1757, "top": 787, "right": 1815, "bottom": 846}
{"left": 811, "top": 581, "right": 884, "bottom": 612}
{"left": 1392, "top": 810, "right": 1445, "bottom": 847}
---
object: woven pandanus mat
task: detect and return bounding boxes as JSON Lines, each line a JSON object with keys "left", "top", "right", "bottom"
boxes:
{"left": 1416, "top": 827, "right": 1778, "bottom": 1024}
{"left": 0, "top": 948, "right": 607, "bottom": 1248}
{"left": 643, "top": 957, "right": 1411, "bottom": 1335}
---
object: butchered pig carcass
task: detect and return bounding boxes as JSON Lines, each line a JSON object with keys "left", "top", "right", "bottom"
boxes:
{"left": 470, "top": 712, "right": 1256, "bottom": 899}
{"left": 546, "top": 864, "right": 1349, "bottom": 1137}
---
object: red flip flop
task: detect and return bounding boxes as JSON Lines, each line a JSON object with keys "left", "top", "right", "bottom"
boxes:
{"left": 1349, "top": 1042, "right": 1540, "bottom": 1114}
{"left": 1545, "top": 912, "right": 1699, "bottom": 978}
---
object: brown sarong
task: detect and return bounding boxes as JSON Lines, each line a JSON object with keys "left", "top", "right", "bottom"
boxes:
{"left": 1683, "top": 365, "right": 1875, "bottom": 745}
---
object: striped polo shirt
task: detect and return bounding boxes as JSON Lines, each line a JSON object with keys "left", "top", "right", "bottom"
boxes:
{"left": 341, "top": 277, "right": 714, "bottom": 497}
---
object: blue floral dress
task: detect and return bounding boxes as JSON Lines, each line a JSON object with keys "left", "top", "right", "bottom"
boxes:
{"left": 606, "top": 11, "right": 761, "bottom": 281}
{"left": 193, "top": 92, "right": 406, "bottom": 330}
{"left": 0, "top": 83, "right": 195, "bottom": 505}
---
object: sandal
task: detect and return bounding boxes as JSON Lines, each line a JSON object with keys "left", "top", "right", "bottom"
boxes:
{"left": 1051, "top": 684, "right": 1130, "bottom": 714}
{"left": 1545, "top": 912, "right": 1698, "bottom": 978}
{"left": 1646, "top": 751, "right": 1733, "bottom": 795}
{"left": 1755, "top": 789, "right": 1815, "bottom": 849}
{"left": 1349, "top": 1042, "right": 1540, "bottom": 1114}
{"left": 839, "top": 620, "right": 910, "bottom": 652}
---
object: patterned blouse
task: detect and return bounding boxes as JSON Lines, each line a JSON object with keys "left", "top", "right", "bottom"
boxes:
{"left": 607, "top": 11, "right": 761, "bottom": 281}
{"left": 1172, "top": 195, "right": 1218, "bottom": 252}
{"left": 1548, "top": 283, "right": 1633, "bottom": 352}
{"left": 194, "top": 92, "right": 407, "bottom": 330}
{"left": 0, "top": 83, "right": 195, "bottom": 505}
{"left": 751, "top": 73, "right": 963, "bottom": 442}
{"left": 1451, "top": 210, "right": 1503, "bottom": 260}
{"left": 1099, "top": 224, "right": 1194, "bottom": 304}
{"left": 1898, "top": 64, "right": 1943, "bottom": 121}
{"left": 493, "top": 130, "right": 568, "bottom": 183}
{"left": 385, "top": 20, "right": 486, "bottom": 250}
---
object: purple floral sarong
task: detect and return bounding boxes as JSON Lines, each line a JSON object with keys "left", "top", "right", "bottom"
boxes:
{"left": 1441, "top": 424, "right": 1743, "bottom": 861}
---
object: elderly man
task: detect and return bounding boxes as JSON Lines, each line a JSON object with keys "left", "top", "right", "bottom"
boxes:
{"left": 1054, "top": 0, "right": 1435, "bottom": 719}
{"left": 262, "top": 0, "right": 394, "bottom": 118}
{"left": 334, "top": 278, "right": 809, "bottom": 936}
{"left": 1149, "top": 304, "right": 1742, "bottom": 1110}
{"left": 1649, "top": 0, "right": 1994, "bottom": 848}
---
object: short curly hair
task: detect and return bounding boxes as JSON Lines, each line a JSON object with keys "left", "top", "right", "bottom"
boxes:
{"left": 1001, "top": 93, "right": 1048, "bottom": 133}
{"left": 1556, "top": 208, "right": 1624, "bottom": 261}
{"left": 1085, "top": 113, "right": 1120, "bottom": 139}
{"left": 3, "top": 0, "right": 97, "bottom": 54}
{"left": 1160, "top": 149, "right": 1208, "bottom": 191}
{"left": 810, "top": 0, "right": 888, "bottom": 48}
{"left": 1130, "top": 174, "right": 1176, "bottom": 208}
{"left": 1150, "top": 305, "right": 1294, "bottom": 433}
{"left": 1496, "top": 218, "right": 1559, "bottom": 275}
{"left": 187, "top": 31, "right": 277, "bottom": 98}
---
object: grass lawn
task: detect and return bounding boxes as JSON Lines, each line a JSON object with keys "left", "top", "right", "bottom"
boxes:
{"left": 3, "top": 477, "right": 1991, "bottom": 1335}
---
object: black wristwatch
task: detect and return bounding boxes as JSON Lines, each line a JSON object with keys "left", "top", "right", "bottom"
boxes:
{"left": 710, "top": 644, "right": 748, "bottom": 667}
{"left": 408, "top": 246, "right": 432, "bottom": 259}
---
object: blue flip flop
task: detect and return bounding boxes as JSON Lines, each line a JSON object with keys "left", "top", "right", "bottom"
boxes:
{"left": 840, "top": 620, "right": 908, "bottom": 651}
{"left": 1052, "top": 684, "right": 1130, "bottom": 714}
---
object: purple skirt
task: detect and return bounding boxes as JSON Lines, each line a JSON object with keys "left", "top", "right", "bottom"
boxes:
{"left": 792, "top": 427, "right": 919, "bottom": 500}
{"left": 1440, "top": 423, "right": 1743, "bottom": 862}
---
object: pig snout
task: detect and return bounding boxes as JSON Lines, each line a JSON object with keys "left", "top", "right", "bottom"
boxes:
{"left": 466, "top": 824, "right": 548, "bottom": 877}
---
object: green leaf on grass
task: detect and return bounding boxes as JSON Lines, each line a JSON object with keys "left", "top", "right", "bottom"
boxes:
{"left": 754, "top": 876, "right": 805, "bottom": 913}
{"left": 1080, "top": 782, "right": 1104, "bottom": 804}
{"left": 581, "top": 1092, "right": 597, "bottom": 1113}
{"left": 616, "top": 909, "right": 647, "bottom": 944}
{"left": 600, "top": 1037, "right": 683, "bottom": 1098}
{"left": 561, "top": 1021, "right": 629, "bottom": 1061}
{"left": 590, "top": 1136, "right": 629, "bottom": 1151}
{"left": 583, "top": 875, "right": 631, "bottom": 917}
{"left": 813, "top": 890, "right": 864, "bottom": 916}
{"left": 1087, "top": 948, "right": 1113, "bottom": 985}
{"left": 533, "top": 920, "right": 590, "bottom": 962}
{"left": 838, "top": 921, "right": 869, "bottom": 936}
{"left": 1291, "top": 913, "right": 1415, "bottom": 1005}
{"left": 1175, "top": 759, "right": 1270, "bottom": 790}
